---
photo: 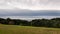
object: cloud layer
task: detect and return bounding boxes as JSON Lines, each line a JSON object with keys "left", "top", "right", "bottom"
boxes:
{"left": 0, "top": 0, "right": 60, "bottom": 10}
{"left": 0, "top": 10, "right": 60, "bottom": 16}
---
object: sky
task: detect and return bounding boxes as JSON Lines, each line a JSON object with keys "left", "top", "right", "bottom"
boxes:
{"left": 0, "top": 0, "right": 60, "bottom": 20}
{"left": 0, "top": 0, "right": 60, "bottom": 10}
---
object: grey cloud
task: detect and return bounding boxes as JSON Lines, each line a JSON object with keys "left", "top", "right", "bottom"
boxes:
{"left": 0, "top": 10, "right": 60, "bottom": 16}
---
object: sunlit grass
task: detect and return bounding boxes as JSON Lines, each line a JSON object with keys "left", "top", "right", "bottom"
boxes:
{"left": 0, "top": 24, "right": 60, "bottom": 34}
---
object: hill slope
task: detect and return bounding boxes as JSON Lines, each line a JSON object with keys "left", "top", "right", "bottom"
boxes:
{"left": 0, "top": 24, "right": 60, "bottom": 34}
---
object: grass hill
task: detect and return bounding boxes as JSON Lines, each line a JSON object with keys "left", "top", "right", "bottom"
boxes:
{"left": 0, "top": 24, "right": 60, "bottom": 34}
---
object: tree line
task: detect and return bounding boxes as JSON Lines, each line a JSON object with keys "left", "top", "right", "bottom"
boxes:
{"left": 0, "top": 18, "right": 60, "bottom": 28}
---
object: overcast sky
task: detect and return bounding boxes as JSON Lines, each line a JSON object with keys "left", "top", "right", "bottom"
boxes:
{"left": 0, "top": 0, "right": 60, "bottom": 19}
{"left": 0, "top": 0, "right": 60, "bottom": 10}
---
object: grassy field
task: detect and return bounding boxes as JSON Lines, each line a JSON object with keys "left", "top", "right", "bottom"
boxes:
{"left": 0, "top": 24, "right": 60, "bottom": 34}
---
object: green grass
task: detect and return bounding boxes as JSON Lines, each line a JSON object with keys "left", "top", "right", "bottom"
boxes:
{"left": 0, "top": 24, "right": 60, "bottom": 34}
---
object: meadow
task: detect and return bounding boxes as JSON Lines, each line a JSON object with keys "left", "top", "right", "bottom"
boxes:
{"left": 0, "top": 24, "right": 60, "bottom": 34}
